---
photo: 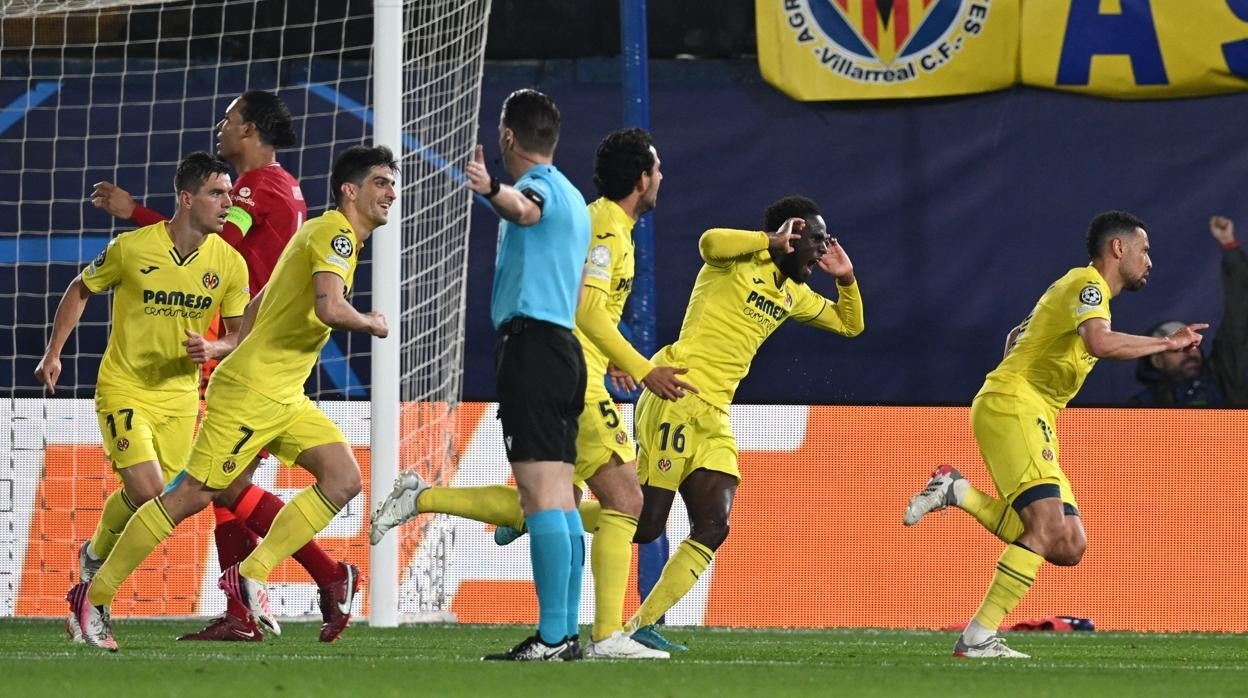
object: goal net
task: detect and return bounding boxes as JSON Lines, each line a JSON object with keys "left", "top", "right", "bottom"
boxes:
{"left": 0, "top": 0, "right": 489, "bottom": 622}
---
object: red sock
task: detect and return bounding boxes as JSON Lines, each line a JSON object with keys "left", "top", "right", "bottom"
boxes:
{"left": 213, "top": 505, "right": 258, "bottom": 619}
{"left": 231, "top": 484, "right": 345, "bottom": 587}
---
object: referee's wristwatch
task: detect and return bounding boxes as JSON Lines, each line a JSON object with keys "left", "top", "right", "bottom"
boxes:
{"left": 485, "top": 176, "right": 501, "bottom": 198}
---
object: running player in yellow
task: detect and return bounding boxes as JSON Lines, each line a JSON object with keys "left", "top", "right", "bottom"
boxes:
{"left": 623, "top": 195, "right": 864, "bottom": 651}
{"left": 36, "top": 152, "right": 249, "bottom": 641}
{"left": 369, "top": 128, "right": 692, "bottom": 659}
{"left": 68, "top": 145, "right": 396, "bottom": 650}
{"left": 902, "top": 210, "right": 1206, "bottom": 658}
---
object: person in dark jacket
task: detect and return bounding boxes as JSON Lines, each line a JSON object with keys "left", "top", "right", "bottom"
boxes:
{"left": 1130, "top": 216, "right": 1248, "bottom": 406}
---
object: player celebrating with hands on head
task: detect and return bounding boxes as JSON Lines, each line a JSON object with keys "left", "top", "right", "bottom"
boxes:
{"left": 623, "top": 195, "right": 864, "bottom": 652}
{"left": 370, "top": 127, "right": 692, "bottom": 659}
{"left": 68, "top": 145, "right": 395, "bottom": 651}
{"left": 903, "top": 210, "right": 1205, "bottom": 658}
{"left": 38, "top": 152, "right": 249, "bottom": 642}
{"left": 91, "top": 91, "right": 361, "bottom": 644}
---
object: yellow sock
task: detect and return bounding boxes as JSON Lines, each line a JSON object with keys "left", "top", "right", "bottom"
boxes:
{"left": 239, "top": 485, "right": 338, "bottom": 582}
{"left": 627, "top": 539, "right": 714, "bottom": 630}
{"left": 960, "top": 486, "right": 1024, "bottom": 543}
{"left": 578, "top": 499, "right": 601, "bottom": 531}
{"left": 88, "top": 488, "right": 139, "bottom": 560}
{"left": 87, "top": 498, "right": 175, "bottom": 605}
{"left": 972, "top": 543, "right": 1044, "bottom": 631}
{"left": 590, "top": 508, "right": 638, "bottom": 641}
{"left": 419, "top": 485, "right": 524, "bottom": 529}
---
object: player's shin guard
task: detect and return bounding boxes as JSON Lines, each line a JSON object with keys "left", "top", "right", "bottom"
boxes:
{"left": 232, "top": 484, "right": 343, "bottom": 586}
{"left": 971, "top": 543, "right": 1044, "bottom": 632}
{"left": 590, "top": 508, "right": 638, "bottom": 641}
{"left": 526, "top": 509, "right": 571, "bottom": 645}
{"left": 420, "top": 484, "right": 526, "bottom": 529}
{"left": 565, "top": 509, "right": 585, "bottom": 640}
{"left": 239, "top": 485, "right": 339, "bottom": 583}
{"left": 959, "top": 487, "right": 1024, "bottom": 543}
{"left": 628, "top": 539, "right": 714, "bottom": 630}
{"left": 87, "top": 498, "right": 176, "bottom": 606}
{"left": 88, "top": 488, "right": 139, "bottom": 561}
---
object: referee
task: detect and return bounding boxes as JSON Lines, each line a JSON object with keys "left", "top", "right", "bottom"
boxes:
{"left": 465, "top": 89, "right": 590, "bottom": 661}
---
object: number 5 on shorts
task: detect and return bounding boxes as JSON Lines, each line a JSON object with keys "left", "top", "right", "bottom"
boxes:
{"left": 598, "top": 400, "right": 620, "bottom": 428}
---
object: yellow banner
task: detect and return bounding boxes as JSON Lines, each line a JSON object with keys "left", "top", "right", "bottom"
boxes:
{"left": 756, "top": 0, "right": 1020, "bottom": 101}
{"left": 1021, "top": 0, "right": 1248, "bottom": 98}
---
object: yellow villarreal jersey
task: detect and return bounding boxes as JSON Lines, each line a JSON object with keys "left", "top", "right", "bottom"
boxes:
{"left": 979, "top": 266, "right": 1113, "bottom": 411}
{"left": 214, "top": 209, "right": 361, "bottom": 404}
{"left": 654, "top": 232, "right": 862, "bottom": 412}
{"left": 574, "top": 197, "right": 637, "bottom": 385}
{"left": 81, "top": 223, "right": 249, "bottom": 416}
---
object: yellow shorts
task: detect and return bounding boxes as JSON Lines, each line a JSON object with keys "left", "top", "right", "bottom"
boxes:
{"left": 186, "top": 376, "right": 347, "bottom": 490}
{"left": 635, "top": 390, "right": 737, "bottom": 492}
{"left": 971, "top": 391, "right": 1077, "bottom": 510}
{"left": 573, "top": 389, "right": 637, "bottom": 490}
{"left": 95, "top": 396, "right": 194, "bottom": 483}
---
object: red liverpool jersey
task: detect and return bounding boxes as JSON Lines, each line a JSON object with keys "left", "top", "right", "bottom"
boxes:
{"left": 220, "top": 163, "right": 307, "bottom": 292}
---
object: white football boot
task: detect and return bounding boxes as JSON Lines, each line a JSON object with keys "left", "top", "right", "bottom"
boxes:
{"left": 953, "top": 635, "right": 1030, "bottom": 658}
{"left": 585, "top": 630, "right": 670, "bottom": 659}
{"left": 369, "top": 470, "right": 431, "bottom": 544}
{"left": 903, "top": 464, "right": 963, "bottom": 526}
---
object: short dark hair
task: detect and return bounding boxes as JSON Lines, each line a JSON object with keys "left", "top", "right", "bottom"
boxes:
{"left": 763, "top": 195, "right": 821, "bottom": 232}
{"left": 174, "top": 151, "right": 230, "bottom": 195}
{"left": 330, "top": 144, "right": 398, "bottom": 207}
{"left": 593, "top": 128, "right": 655, "bottom": 201}
{"left": 501, "top": 89, "right": 560, "bottom": 155}
{"left": 1086, "top": 210, "right": 1146, "bottom": 259}
{"left": 238, "top": 90, "right": 296, "bottom": 148}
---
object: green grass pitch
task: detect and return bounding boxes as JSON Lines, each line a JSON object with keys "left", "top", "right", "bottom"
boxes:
{"left": 3, "top": 620, "right": 1245, "bottom": 697}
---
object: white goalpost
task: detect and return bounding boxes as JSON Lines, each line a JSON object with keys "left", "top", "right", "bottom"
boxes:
{"left": 0, "top": 0, "right": 490, "bottom": 624}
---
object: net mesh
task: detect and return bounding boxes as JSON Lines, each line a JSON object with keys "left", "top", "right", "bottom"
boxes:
{"left": 392, "top": 0, "right": 490, "bottom": 619}
{"left": 0, "top": 0, "right": 488, "bottom": 620}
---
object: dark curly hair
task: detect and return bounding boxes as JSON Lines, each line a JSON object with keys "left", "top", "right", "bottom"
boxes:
{"left": 763, "top": 195, "right": 821, "bottom": 232}
{"left": 592, "top": 128, "right": 656, "bottom": 201}
{"left": 239, "top": 90, "right": 296, "bottom": 148}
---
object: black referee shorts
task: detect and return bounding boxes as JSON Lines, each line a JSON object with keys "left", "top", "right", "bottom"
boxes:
{"left": 494, "top": 316, "right": 587, "bottom": 464}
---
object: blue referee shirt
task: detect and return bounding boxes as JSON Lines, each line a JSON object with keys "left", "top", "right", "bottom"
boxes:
{"left": 490, "top": 164, "right": 590, "bottom": 331}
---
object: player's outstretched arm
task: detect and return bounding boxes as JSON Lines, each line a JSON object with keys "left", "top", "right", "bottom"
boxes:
{"left": 34, "top": 276, "right": 94, "bottom": 394}
{"left": 312, "top": 272, "right": 388, "bottom": 337}
{"left": 464, "top": 144, "right": 541, "bottom": 226}
{"left": 89, "top": 181, "right": 165, "bottom": 226}
{"left": 1078, "top": 317, "right": 1207, "bottom": 360}
{"left": 698, "top": 228, "right": 770, "bottom": 266}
